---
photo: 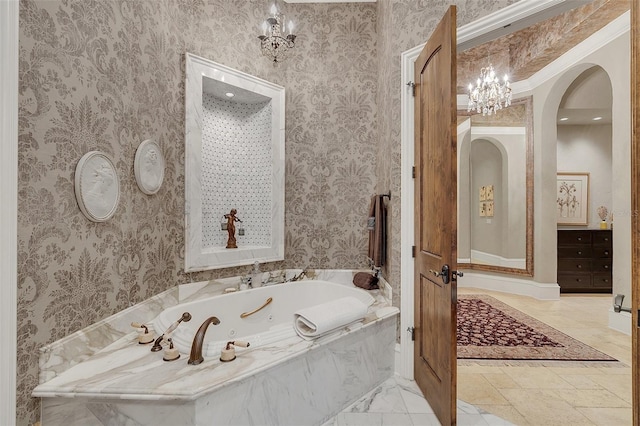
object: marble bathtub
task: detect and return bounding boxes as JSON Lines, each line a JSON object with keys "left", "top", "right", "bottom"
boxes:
{"left": 155, "top": 279, "right": 376, "bottom": 357}
{"left": 33, "top": 270, "right": 399, "bottom": 425}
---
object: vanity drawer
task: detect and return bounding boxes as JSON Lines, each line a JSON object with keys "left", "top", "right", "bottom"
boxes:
{"left": 557, "top": 247, "right": 592, "bottom": 258}
{"left": 593, "top": 231, "right": 612, "bottom": 246}
{"left": 557, "top": 259, "right": 592, "bottom": 272}
{"left": 557, "top": 273, "right": 592, "bottom": 290}
{"left": 592, "top": 273, "right": 613, "bottom": 289}
{"left": 593, "top": 259, "right": 612, "bottom": 273}
{"left": 558, "top": 230, "right": 592, "bottom": 246}
{"left": 593, "top": 246, "right": 612, "bottom": 258}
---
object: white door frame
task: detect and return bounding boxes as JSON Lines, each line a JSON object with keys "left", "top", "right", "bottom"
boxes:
{"left": 1, "top": 0, "right": 19, "bottom": 424}
{"left": 398, "top": 0, "right": 581, "bottom": 380}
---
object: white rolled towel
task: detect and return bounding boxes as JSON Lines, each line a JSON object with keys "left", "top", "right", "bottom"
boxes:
{"left": 293, "top": 296, "right": 369, "bottom": 340}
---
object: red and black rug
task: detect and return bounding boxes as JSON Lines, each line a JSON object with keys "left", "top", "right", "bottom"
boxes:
{"left": 457, "top": 295, "right": 616, "bottom": 361}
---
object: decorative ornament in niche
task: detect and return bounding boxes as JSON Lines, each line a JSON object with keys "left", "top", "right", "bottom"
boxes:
{"left": 75, "top": 151, "right": 120, "bottom": 222}
{"left": 134, "top": 139, "right": 165, "bottom": 195}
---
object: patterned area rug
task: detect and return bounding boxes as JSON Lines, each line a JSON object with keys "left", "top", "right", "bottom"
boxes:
{"left": 457, "top": 295, "right": 617, "bottom": 361}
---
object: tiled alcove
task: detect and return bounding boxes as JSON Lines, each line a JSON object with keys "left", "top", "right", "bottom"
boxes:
{"left": 185, "top": 54, "right": 285, "bottom": 271}
{"left": 201, "top": 94, "right": 273, "bottom": 249}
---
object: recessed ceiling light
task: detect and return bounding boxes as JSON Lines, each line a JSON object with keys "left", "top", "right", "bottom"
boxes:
{"left": 593, "top": 116, "right": 602, "bottom": 121}
{"left": 559, "top": 117, "right": 568, "bottom": 121}
{"left": 225, "top": 92, "right": 235, "bottom": 98}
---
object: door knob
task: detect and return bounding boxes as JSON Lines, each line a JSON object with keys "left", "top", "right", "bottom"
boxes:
{"left": 429, "top": 265, "right": 450, "bottom": 284}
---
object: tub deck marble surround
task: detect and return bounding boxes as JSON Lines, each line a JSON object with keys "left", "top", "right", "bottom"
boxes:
{"left": 37, "top": 269, "right": 390, "bottom": 384}
{"left": 34, "top": 269, "right": 397, "bottom": 425}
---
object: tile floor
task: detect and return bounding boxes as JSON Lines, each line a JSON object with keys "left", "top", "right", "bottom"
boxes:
{"left": 326, "top": 288, "right": 632, "bottom": 425}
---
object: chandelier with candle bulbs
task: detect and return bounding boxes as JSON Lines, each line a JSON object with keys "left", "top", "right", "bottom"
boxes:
{"left": 258, "top": 3, "right": 296, "bottom": 64}
{"left": 467, "top": 64, "right": 512, "bottom": 116}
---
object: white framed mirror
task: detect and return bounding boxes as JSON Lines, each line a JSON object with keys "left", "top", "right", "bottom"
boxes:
{"left": 184, "top": 53, "right": 285, "bottom": 271}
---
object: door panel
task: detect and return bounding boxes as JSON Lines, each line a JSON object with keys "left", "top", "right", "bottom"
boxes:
{"left": 631, "top": 1, "right": 639, "bottom": 424}
{"left": 413, "top": 6, "right": 458, "bottom": 426}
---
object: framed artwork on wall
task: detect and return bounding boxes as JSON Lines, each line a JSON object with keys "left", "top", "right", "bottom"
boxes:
{"left": 486, "top": 185, "right": 494, "bottom": 201}
{"left": 557, "top": 172, "right": 589, "bottom": 225}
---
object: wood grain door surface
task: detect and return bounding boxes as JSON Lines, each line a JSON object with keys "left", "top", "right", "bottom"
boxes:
{"left": 413, "top": 6, "right": 458, "bottom": 426}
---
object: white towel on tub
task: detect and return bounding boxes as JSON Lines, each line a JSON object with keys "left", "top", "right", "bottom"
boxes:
{"left": 293, "top": 296, "right": 369, "bottom": 340}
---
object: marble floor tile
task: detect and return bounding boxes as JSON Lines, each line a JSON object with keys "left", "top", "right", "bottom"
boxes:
{"left": 498, "top": 388, "right": 596, "bottom": 425}
{"left": 557, "top": 374, "right": 605, "bottom": 390}
{"left": 408, "top": 413, "right": 442, "bottom": 425}
{"left": 330, "top": 290, "right": 631, "bottom": 426}
{"left": 457, "top": 413, "right": 490, "bottom": 425}
{"left": 347, "top": 377, "right": 408, "bottom": 414}
{"left": 555, "top": 388, "right": 631, "bottom": 408}
{"left": 500, "top": 366, "right": 575, "bottom": 390}
{"left": 583, "top": 374, "right": 633, "bottom": 404}
{"left": 457, "top": 373, "right": 510, "bottom": 405}
{"left": 475, "top": 404, "right": 529, "bottom": 425}
{"left": 576, "top": 407, "right": 633, "bottom": 426}
{"left": 480, "top": 372, "right": 521, "bottom": 390}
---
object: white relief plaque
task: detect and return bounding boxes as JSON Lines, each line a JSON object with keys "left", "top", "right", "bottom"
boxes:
{"left": 134, "top": 139, "right": 165, "bottom": 195}
{"left": 75, "top": 151, "right": 120, "bottom": 222}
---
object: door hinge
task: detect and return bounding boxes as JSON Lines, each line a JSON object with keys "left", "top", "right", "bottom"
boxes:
{"left": 412, "top": 246, "right": 416, "bottom": 258}
{"left": 407, "top": 81, "right": 416, "bottom": 97}
{"left": 412, "top": 166, "right": 416, "bottom": 179}
{"left": 407, "top": 326, "right": 415, "bottom": 341}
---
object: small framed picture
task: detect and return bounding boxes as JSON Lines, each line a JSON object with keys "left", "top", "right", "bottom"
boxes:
{"left": 486, "top": 201, "right": 494, "bottom": 217}
{"left": 479, "top": 186, "right": 486, "bottom": 201}
{"left": 557, "top": 172, "right": 589, "bottom": 225}
{"left": 479, "top": 202, "right": 486, "bottom": 217}
{"left": 486, "top": 185, "right": 494, "bottom": 201}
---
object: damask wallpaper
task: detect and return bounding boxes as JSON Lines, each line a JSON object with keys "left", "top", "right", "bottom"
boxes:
{"left": 17, "top": 0, "right": 376, "bottom": 423}
{"left": 16, "top": 0, "right": 523, "bottom": 423}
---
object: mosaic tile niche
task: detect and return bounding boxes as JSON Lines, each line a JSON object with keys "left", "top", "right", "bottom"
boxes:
{"left": 201, "top": 93, "right": 273, "bottom": 249}
{"left": 184, "top": 54, "right": 285, "bottom": 271}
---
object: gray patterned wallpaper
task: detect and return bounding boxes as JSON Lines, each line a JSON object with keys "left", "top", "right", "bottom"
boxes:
{"left": 17, "top": 1, "right": 376, "bottom": 423}
{"left": 16, "top": 0, "right": 523, "bottom": 423}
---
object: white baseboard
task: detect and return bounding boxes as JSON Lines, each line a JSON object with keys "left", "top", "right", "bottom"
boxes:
{"left": 458, "top": 272, "right": 560, "bottom": 300}
{"left": 608, "top": 308, "right": 632, "bottom": 335}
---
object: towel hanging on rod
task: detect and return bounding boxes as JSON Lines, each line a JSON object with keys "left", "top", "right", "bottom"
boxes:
{"left": 368, "top": 194, "right": 387, "bottom": 267}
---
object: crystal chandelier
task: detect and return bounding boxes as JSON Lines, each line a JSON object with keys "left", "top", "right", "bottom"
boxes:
{"left": 258, "top": 4, "right": 296, "bottom": 64}
{"left": 467, "top": 64, "right": 512, "bottom": 116}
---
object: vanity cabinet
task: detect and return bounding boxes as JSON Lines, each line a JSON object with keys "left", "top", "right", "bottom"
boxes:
{"left": 557, "top": 230, "right": 612, "bottom": 293}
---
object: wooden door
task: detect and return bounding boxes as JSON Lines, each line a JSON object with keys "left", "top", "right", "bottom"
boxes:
{"left": 413, "top": 6, "right": 458, "bottom": 426}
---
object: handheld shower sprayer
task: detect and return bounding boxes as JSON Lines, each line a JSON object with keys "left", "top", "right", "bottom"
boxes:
{"left": 151, "top": 312, "right": 192, "bottom": 352}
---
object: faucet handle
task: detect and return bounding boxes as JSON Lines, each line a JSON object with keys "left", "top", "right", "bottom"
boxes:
{"left": 130, "top": 322, "right": 155, "bottom": 344}
{"left": 220, "top": 340, "right": 251, "bottom": 362}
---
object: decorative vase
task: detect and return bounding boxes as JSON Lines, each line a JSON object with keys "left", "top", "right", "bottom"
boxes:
{"left": 600, "top": 220, "right": 607, "bottom": 229}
